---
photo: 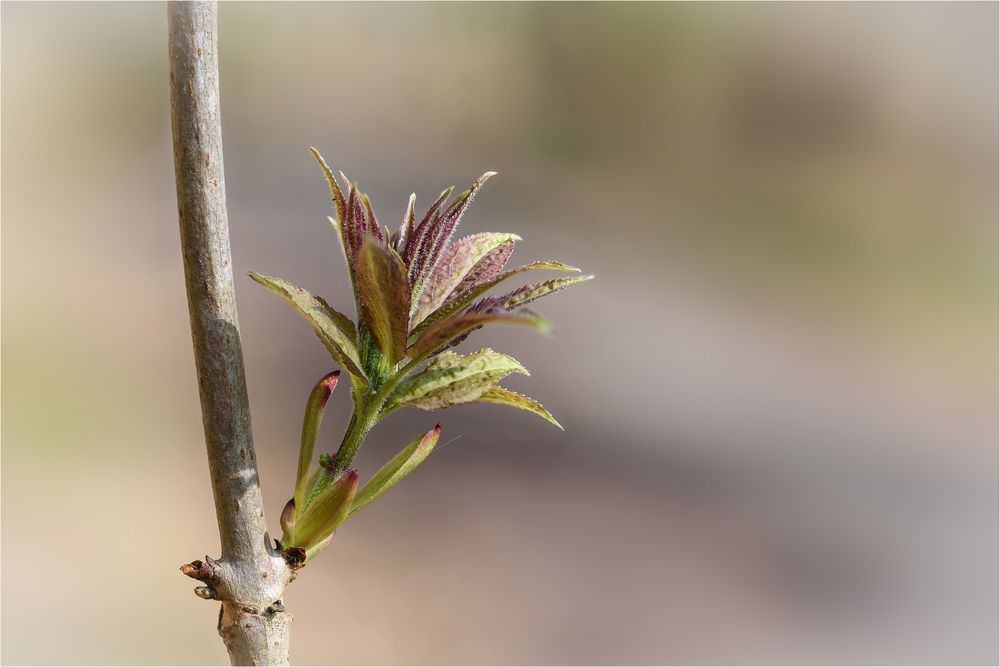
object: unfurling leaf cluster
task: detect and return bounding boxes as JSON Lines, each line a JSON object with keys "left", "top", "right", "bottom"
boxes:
{"left": 253, "top": 148, "right": 590, "bottom": 566}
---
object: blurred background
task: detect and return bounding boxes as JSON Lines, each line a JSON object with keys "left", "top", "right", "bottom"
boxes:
{"left": 2, "top": 2, "right": 997, "bottom": 664}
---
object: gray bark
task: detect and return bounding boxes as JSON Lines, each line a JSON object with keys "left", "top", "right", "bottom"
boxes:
{"left": 168, "top": 2, "right": 292, "bottom": 664}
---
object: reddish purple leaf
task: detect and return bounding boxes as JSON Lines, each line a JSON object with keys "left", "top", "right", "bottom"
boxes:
{"left": 408, "top": 309, "right": 550, "bottom": 360}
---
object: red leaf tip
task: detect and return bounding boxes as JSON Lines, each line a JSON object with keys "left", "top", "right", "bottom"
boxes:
{"left": 315, "top": 370, "right": 341, "bottom": 403}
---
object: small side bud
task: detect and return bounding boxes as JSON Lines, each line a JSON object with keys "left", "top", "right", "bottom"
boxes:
{"left": 193, "top": 586, "right": 217, "bottom": 600}
{"left": 280, "top": 498, "right": 296, "bottom": 536}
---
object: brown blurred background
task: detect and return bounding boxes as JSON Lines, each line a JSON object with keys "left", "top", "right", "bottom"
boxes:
{"left": 2, "top": 2, "right": 997, "bottom": 664}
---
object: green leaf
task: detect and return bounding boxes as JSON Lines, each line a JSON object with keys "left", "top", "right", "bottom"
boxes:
{"left": 310, "top": 148, "right": 355, "bottom": 277}
{"left": 502, "top": 275, "right": 594, "bottom": 309}
{"left": 414, "top": 261, "right": 581, "bottom": 335}
{"left": 249, "top": 272, "right": 365, "bottom": 379}
{"left": 286, "top": 469, "right": 359, "bottom": 550}
{"left": 477, "top": 386, "right": 562, "bottom": 429}
{"left": 316, "top": 295, "right": 357, "bottom": 343}
{"left": 411, "top": 232, "right": 521, "bottom": 326}
{"left": 408, "top": 309, "right": 551, "bottom": 361}
{"left": 387, "top": 349, "right": 528, "bottom": 412}
{"left": 294, "top": 371, "right": 340, "bottom": 513}
{"left": 354, "top": 237, "right": 411, "bottom": 365}
{"left": 350, "top": 426, "right": 441, "bottom": 517}
{"left": 309, "top": 147, "right": 347, "bottom": 223}
{"left": 304, "top": 532, "right": 337, "bottom": 562}
{"left": 395, "top": 193, "right": 416, "bottom": 253}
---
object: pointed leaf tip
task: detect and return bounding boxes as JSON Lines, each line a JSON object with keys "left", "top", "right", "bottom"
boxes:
{"left": 319, "top": 369, "right": 341, "bottom": 395}
{"left": 350, "top": 427, "right": 441, "bottom": 516}
{"left": 412, "top": 259, "right": 584, "bottom": 335}
{"left": 495, "top": 274, "right": 593, "bottom": 310}
{"left": 477, "top": 386, "right": 562, "bottom": 429}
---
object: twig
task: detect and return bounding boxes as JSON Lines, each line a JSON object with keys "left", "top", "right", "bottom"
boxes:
{"left": 168, "top": 2, "right": 292, "bottom": 663}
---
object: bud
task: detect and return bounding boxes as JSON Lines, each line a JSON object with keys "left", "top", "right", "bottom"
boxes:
{"left": 294, "top": 371, "right": 341, "bottom": 511}
{"left": 286, "top": 469, "right": 359, "bottom": 553}
{"left": 280, "top": 497, "right": 296, "bottom": 538}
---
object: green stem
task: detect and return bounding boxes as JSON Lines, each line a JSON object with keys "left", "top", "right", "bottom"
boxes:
{"left": 303, "top": 406, "right": 359, "bottom": 507}
{"left": 330, "top": 356, "right": 423, "bottom": 476}
{"left": 302, "top": 356, "right": 422, "bottom": 507}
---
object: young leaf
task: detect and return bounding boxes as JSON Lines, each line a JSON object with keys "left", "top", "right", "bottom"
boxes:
{"left": 477, "top": 386, "right": 562, "bottom": 429}
{"left": 316, "top": 295, "right": 358, "bottom": 342}
{"left": 286, "top": 469, "right": 359, "bottom": 551}
{"left": 408, "top": 309, "right": 551, "bottom": 360}
{"left": 343, "top": 183, "right": 370, "bottom": 262}
{"left": 350, "top": 426, "right": 441, "bottom": 517}
{"left": 441, "top": 172, "right": 497, "bottom": 232}
{"left": 304, "top": 532, "right": 336, "bottom": 562}
{"left": 309, "top": 148, "right": 347, "bottom": 229}
{"left": 396, "top": 193, "right": 416, "bottom": 254}
{"left": 451, "top": 240, "right": 517, "bottom": 297}
{"left": 411, "top": 232, "right": 521, "bottom": 326}
{"left": 249, "top": 272, "right": 365, "bottom": 379}
{"left": 295, "top": 371, "right": 341, "bottom": 512}
{"left": 311, "top": 148, "right": 359, "bottom": 281}
{"left": 360, "top": 193, "right": 385, "bottom": 244}
{"left": 403, "top": 186, "right": 454, "bottom": 272}
{"left": 354, "top": 237, "right": 411, "bottom": 365}
{"left": 414, "top": 261, "right": 581, "bottom": 335}
{"left": 500, "top": 274, "right": 594, "bottom": 309}
{"left": 387, "top": 349, "right": 528, "bottom": 412}
{"left": 415, "top": 172, "right": 498, "bottom": 293}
